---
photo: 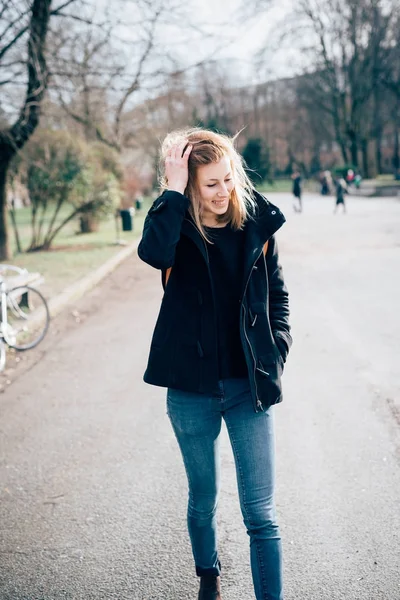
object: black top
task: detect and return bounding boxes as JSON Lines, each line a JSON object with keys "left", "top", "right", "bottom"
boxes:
{"left": 205, "top": 224, "right": 248, "bottom": 379}
{"left": 293, "top": 176, "right": 301, "bottom": 197}
{"left": 336, "top": 180, "right": 345, "bottom": 201}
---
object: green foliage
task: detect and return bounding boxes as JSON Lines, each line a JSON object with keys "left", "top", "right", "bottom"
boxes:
{"left": 0, "top": 105, "right": 8, "bottom": 128}
{"left": 8, "top": 153, "right": 23, "bottom": 181}
{"left": 25, "top": 130, "right": 85, "bottom": 206}
{"left": 332, "top": 164, "right": 358, "bottom": 179}
{"left": 242, "top": 138, "right": 271, "bottom": 184}
{"left": 257, "top": 179, "right": 293, "bottom": 193}
{"left": 309, "top": 153, "right": 322, "bottom": 176}
{"left": 89, "top": 142, "right": 123, "bottom": 182}
{"left": 76, "top": 168, "right": 121, "bottom": 220}
{"left": 21, "top": 129, "right": 123, "bottom": 250}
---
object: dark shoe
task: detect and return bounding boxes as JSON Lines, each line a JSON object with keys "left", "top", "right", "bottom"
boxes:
{"left": 198, "top": 575, "right": 221, "bottom": 600}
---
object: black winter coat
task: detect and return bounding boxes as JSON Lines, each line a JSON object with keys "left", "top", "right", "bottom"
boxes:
{"left": 138, "top": 190, "right": 292, "bottom": 412}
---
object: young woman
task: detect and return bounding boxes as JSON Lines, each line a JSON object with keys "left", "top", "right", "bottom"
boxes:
{"left": 138, "top": 128, "right": 292, "bottom": 600}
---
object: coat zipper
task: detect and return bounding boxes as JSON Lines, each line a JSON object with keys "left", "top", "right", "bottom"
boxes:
{"left": 240, "top": 247, "right": 264, "bottom": 305}
{"left": 242, "top": 304, "right": 263, "bottom": 412}
{"left": 241, "top": 247, "right": 265, "bottom": 412}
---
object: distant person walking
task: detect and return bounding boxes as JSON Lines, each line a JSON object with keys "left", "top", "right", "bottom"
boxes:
{"left": 291, "top": 170, "right": 302, "bottom": 213}
{"left": 320, "top": 170, "right": 333, "bottom": 195}
{"left": 334, "top": 178, "right": 348, "bottom": 214}
{"left": 138, "top": 127, "right": 292, "bottom": 600}
{"left": 320, "top": 172, "right": 329, "bottom": 196}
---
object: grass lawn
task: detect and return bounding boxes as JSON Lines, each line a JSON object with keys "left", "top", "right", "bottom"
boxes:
{"left": 257, "top": 179, "right": 293, "bottom": 193}
{"left": 6, "top": 199, "right": 151, "bottom": 299}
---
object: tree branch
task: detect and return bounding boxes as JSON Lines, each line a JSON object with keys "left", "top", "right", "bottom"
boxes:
{"left": 0, "top": 25, "right": 29, "bottom": 61}
{"left": 0, "top": 7, "right": 30, "bottom": 44}
{"left": 0, "top": 0, "right": 52, "bottom": 157}
{"left": 113, "top": 7, "right": 162, "bottom": 143}
{"left": 56, "top": 91, "right": 120, "bottom": 150}
{"left": 51, "top": 0, "right": 78, "bottom": 14}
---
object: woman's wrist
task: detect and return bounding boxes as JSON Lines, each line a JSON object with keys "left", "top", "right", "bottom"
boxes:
{"left": 167, "top": 186, "right": 186, "bottom": 196}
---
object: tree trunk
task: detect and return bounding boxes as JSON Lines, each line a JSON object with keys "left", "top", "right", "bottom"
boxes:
{"left": 9, "top": 199, "right": 22, "bottom": 254}
{"left": 373, "top": 89, "right": 383, "bottom": 175}
{"left": 332, "top": 96, "right": 348, "bottom": 164}
{"left": 361, "top": 139, "right": 369, "bottom": 178}
{"left": 0, "top": 0, "right": 52, "bottom": 260}
{"left": 310, "top": 145, "right": 322, "bottom": 175}
{"left": 0, "top": 158, "right": 11, "bottom": 260}
{"left": 339, "top": 139, "right": 349, "bottom": 165}
{"left": 79, "top": 213, "right": 99, "bottom": 233}
{"left": 349, "top": 132, "right": 359, "bottom": 168}
{"left": 393, "top": 126, "right": 400, "bottom": 172}
{"left": 375, "top": 136, "right": 382, "bottom": 175}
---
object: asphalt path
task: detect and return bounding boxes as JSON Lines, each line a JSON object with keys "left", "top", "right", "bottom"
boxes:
{"left": 1, "top": 192, "right": 399, "bottom": 600}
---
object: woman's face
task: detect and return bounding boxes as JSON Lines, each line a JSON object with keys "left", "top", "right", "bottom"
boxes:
{"left": 196, "top": 155, "right": 234, "bottom": 225}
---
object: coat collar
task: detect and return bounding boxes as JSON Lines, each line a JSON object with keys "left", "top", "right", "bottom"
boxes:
{"left": 246, "top": 190, "right": 286, "bottom": 243}
{"left": 180, "top": 191, "right": 285, "bottom": 265}
{"left": 236, "top": 192, "right": 284, "bottom": 293}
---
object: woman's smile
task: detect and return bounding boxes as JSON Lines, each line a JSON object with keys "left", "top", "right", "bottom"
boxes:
{"left": 212, "top": 197, "right": 229, "bottom": 208}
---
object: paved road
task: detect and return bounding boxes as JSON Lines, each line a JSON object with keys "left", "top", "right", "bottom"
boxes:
{"left": 1, "top": 193, "right": 399, "bottom": 600}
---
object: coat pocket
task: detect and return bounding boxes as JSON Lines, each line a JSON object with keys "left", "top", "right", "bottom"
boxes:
{"left": 256, "top": 351, "right": 283, "bottom": 406}
{"left": 257, "top": 350, "right": 282, "bottom": 379}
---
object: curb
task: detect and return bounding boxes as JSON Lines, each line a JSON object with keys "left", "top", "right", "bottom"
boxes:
{"left": 48, "top": 239, "right": 140, "bottom": 319}
{"left": 1, "top": 240, "right": 140, "bottom": 380}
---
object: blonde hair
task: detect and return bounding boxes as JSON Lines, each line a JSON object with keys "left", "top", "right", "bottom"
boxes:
{"left": 159, "top": 127, "right": 256, "bottom": 241}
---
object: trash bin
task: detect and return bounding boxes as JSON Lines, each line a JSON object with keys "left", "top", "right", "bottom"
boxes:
{"left": 135, "top": 198, "right": 143, "bottom": 210}
{"left": 120, "top": 208, "right": 134, "bottom": 231}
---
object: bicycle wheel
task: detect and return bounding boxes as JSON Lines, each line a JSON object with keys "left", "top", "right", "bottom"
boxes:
{"left": 4, "top": 286, "right": 50, "bottom": 350}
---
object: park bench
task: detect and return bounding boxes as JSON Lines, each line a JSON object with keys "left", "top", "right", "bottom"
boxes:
{"left": 350, "top": 182, "right": 400, "bottom": 197}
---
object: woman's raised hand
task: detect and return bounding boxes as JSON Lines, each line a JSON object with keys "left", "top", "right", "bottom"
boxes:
{"left": 165, "top": 142, "right": 192, "bottom": 195}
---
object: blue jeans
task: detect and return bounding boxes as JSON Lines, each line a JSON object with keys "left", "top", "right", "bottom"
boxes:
{"left": 166, "top": 378, "right": 283, "bottom": 600}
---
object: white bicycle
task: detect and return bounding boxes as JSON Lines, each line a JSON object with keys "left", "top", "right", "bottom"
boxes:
{"left": 0, "top": 264, "right": 50, "bottom": 372}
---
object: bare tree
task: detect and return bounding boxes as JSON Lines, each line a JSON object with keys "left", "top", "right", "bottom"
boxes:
{"left": 0, "top": 0, "right": 190, "bottom": 258}
{"left": 0, "top": 0, "right": 54, "bottom": 260}
{"left": 246, "top": 0, "right": 400, "bottom": 176}
{"left": 51, "top": 0, "right": 236, "bottom": 153}
{"left": 380, "top": 12, "right": 400, "bottom": 172}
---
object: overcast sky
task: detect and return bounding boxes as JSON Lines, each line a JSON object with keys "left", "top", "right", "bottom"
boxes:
{"left": 111, "top": 0, "right": 298, "bottom": 91}
{"left": 177, "top": 0, "right": 297, "bottom": 82}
